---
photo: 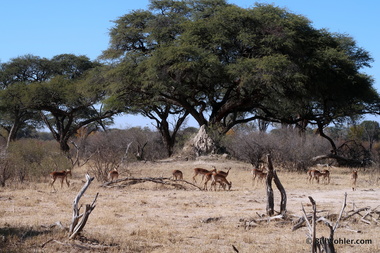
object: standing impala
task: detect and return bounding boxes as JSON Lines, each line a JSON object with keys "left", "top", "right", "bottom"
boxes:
{"left": 251, "top": 168, "right": 267, "bottom": 186}
{"left": 351, "top": 170, "right": 358, "bottom": 191}
{"left": 215, "top": 167, "right": 231, "bottom": 178}
{"left": 321, "top": 169, "right": 330, "bottom": 184}
{"left": 108, "top": 169, "right": 119, "bottom": 182}
{"left": 202, "top": 172, "right": 212, "bottom": 191}
{"left": 50, "top": 170, "right": 72, "bottom": 188}
{"left": 172, "top": 170, "right": 183, "bottom": 180}
{"left": 307, "top": 169, "right": 324, "bottom": 184}
{"left": 192, "top": 167, "right": 216, "bottom": 183}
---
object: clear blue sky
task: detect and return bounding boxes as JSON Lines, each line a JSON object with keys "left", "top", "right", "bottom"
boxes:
{"left": 1, "top": 0, "right": 379, "bottom": 128}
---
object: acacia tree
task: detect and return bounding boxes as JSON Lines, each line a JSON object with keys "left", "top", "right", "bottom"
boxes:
{"left": 348, "top": 120, "right": 380, "bottom": 152}
{"left": 141, "top": 104, "right": 189, "bottom": 157}
{"left": 102, "top": 0, "right": 379, "bottom": 152}
{"left": 0, "top": 55, "right": 51, "bottom": 148}
{"left": 23, "top": 54, "right": 120, "bottom": 152}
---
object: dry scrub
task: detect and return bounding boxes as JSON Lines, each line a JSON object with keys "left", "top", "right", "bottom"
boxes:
{"left": 1, "top": 157, "right": 379, "bottom": 252}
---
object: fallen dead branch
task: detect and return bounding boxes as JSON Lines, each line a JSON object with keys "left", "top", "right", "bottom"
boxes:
{"left": 240, "top": 213, "right": 287, "bottom": 230}
{"left": 41, "top": 239, "right": 91, "bottom": 250}
{"left": 343, "top": 205, "right": 380, "bottom": 225}
{"left": 311, "top": 152, "right": 363, "bottom": 167}
{"left": 297, "top": 194, "right": 347, "bottom": 253}
{"left": 101, "top": 177, "right": 202, "bottom": 190}
{"left": 240, "top": 192, "right": 380, "bottom": 253}
{"left": 41, "top": 238, "right": 116, "bottom": 251}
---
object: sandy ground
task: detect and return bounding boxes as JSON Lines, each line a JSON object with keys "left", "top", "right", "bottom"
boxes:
{"left": 1, "top": 159, "right": 379, "bottom": 252}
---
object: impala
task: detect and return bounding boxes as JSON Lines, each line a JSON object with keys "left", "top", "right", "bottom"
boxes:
{"left": 202, "top": 170, "right": 217, "bottom": 191}
{"left": 50, "top": 170, "right": 72, "bottom": 188}
{"left": 321, "top": 169, "right": 330, "bottom": 184}
{"left": 172, "top": 170, "right": 183, "bottom": 180}
{"left": 108, "top": 169, "right": 119, "bottom": 181}
{"left": 192, "top": 167, "right": 216, "bottom": 183}
{"left": 351, "top": 170, "right": 358, "bottom": 191}
{"left": 215, "top": 167, "right": 232, "bottom": 189}
{"left": 251, "top": 168, "right": 267, "bottom": 185}
{"left": 210, "top": 173, "right": 232, "bottom": 191}
{"left": 307, "top": 169, "right": 324, "bottom": 184}
{"left": 216, "top": 167, "right": 231, "bottom": 178}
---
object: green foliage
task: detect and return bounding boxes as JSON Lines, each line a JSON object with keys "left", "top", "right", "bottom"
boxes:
{"left": 102, "top": 0, "right": 379, "bottom": 142}
{"left": 0, "top": 54, "right": 118, "bottom": 151}
{"left": 7, "top": 139, "right": 70, "bottom": 182}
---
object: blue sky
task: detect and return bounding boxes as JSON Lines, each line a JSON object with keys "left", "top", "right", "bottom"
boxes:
{"left": 1, "top": 0, "right": 379, "bottom": 128}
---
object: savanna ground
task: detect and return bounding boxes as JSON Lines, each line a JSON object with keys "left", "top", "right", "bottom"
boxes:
{"left": 1, "top": 156, "right": 379, "bottom": 252}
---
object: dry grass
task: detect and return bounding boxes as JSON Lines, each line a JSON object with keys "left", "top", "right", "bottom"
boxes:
{"left": 1, "top": 157, "right": 380, "bottom": 252}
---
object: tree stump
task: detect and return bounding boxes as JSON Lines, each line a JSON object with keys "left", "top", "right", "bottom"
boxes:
{"left": 69, "top": 174, "right": 98, "bottom": 239}
{"left": 265, "top": 154, "right": 287, "bottom": 216}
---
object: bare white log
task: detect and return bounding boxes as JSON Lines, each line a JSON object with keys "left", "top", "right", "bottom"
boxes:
{"left": 300, "top": 194, "right": 347, "bottom": 253}
{"left": 301, "top": 203, "right": 312, "bottom": 233}
{"left": 69, "top": 173, "right": 98, "bottom": 240}
{"left": 120, "top": 142, "right": 133, "bottom": 165}
{"left": 333, "top": 192, "right": 347, "bottom": 231}
{"left": 309, "top": 197, "right": 318, "bottom": 253}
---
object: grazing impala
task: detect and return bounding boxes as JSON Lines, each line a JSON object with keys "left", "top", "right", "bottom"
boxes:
{"left": 192, "top": 167, "right": 216, "bottom": 183}
{"left": 351, "top": 170, "right": 358, "bottom": 191}
{"left": 108, "top": 169, "right": 119, "bottom": 181}
{"left": 213, "top": 167, "right": 232, "bottom": 189}
{"left": 50, "top": 170, "right": 72, "bottom": 188}
{"left": 172, "top": 170, "right": 183, "bottom": 180}
{"left": 211, "top": 173, "right": 232, "bottom": 191}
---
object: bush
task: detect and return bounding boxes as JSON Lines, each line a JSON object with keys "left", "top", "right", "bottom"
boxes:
{"left": 224, "top": 127, "right": 331, "bottom": 171}
{"left": 7, "top": 139, "right": 71, "bottom": 183}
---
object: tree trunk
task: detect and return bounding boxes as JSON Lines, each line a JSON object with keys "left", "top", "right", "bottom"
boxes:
{"left": 317, "top": 121, "right": 337, "bottom": 154}
{"left": 273, "top": 170, "right": 287, "bottom": 215}
{"left": 59, "top": 140, "right": 70, "bottom": 153}
{"left": 6, "top": 118, "right": 21, "bottom": 149}
{"left": 265, "top": 169, "right": 274, "bottom": 216}
{"left": 265, "top": 154, "right": 287, "bottom": 216}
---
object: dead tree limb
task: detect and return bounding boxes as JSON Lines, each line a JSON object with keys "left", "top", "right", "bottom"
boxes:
{"left": 69, "top": 174, "right": 97, "bottom": 240}
{"left": 120, "top": 142, "right": 132, "bottom": 166}
{"left": 273, "top": 170, "right": 286, "bottom": 214}
{"left": 309, "top": 197, "right": 318, "bottom": 253}
{"left": 333, "top": 192, "right": 347, "bottom": 231}
{"left": 101, "top": 177, "right": 202, "bottom": 190}
{"left": 265, "top": 168, "right": 274, "bottom": 216}
{"left": 265, "top": 154, "right": 287, "bottom": 216}
{"left": 311, "top": 153, "right": 363, "bottom": 167}
{"left": 343, "top": 207, "right": 371, "bottom": 220}
{"left": 299, "top": 194, "right": 347, "bottom": 253}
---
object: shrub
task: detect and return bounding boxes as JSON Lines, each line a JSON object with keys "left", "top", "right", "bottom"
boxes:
{"left": 224, "top": 127, "right": 331, "bottom": 171}
{"left": 7, "top": 139, "right": 70, "bottom": 183}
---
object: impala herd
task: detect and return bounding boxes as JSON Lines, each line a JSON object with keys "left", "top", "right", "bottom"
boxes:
{"left": 48, "top": 163, "right": 359, "bottom": 191}
{"left": 190, "top": 166, "right": 232, "bottom": 191}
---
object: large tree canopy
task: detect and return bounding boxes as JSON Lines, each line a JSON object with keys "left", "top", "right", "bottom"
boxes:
{"left": 0, "top": 54, "right": 120, "bottom": 152}
{"left": 0, "top": 55, "right": 52, "bottom": 147}
{"left": 102, "top": 0, "right": 379, "bottom": 151}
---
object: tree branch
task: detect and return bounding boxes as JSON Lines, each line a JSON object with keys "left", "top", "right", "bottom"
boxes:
{"left": 69, "top": 174, "right": 97, "bottom": 239}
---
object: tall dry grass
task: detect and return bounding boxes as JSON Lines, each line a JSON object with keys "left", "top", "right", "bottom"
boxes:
{"left": 1, "top": 157, "right": 379, "bottom": 252}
